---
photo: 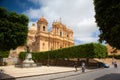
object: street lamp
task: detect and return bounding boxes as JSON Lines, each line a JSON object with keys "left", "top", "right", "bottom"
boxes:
{"left": 47, "top": 32, "right": 50, "bottom": 67}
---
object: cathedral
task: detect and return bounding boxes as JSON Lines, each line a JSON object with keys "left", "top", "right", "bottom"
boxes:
{"left": 28, "top": 17, "right": 74, "bottom": 52}
{"left": 10, "top": 16, "right": 74, "bottom": 57}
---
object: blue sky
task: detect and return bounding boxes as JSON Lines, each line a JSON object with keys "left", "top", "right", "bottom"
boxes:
{"left": 0, "top": 0, "right": 40, "bottom": 13}
{"left": 0, "top": 0, "right": 100, "bottom": 45}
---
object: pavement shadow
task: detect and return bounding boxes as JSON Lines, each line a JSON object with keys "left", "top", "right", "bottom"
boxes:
{"left": 0, "top": 72, "right": 15, "bottom": 80}
{"left": 95, "top": 73, "right": 120, "bottom": 80}
{"left": 86, "top": 66, "right": 99, "bottom": 69}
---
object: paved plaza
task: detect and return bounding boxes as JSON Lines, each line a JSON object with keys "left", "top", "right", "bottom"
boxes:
{"left": 0, "top": 65, "right": 87, "bottom": 79}
{"left": 1, "top": 64, "right": 119, "bottom": 80}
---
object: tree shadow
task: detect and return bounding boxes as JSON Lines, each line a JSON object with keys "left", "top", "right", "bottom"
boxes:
{"left": 95, "top": 73, "right": 120, "bottom": 80}
{"left": 0, "top": 72, "right": 15, "bottom": 80}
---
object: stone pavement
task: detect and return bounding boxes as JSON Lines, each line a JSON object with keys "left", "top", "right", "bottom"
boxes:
{"left": 0, "top": 65, "right": 91, "bottom": 80}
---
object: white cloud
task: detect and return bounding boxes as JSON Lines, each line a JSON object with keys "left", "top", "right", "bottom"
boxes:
{"left": 28, "top": 21, "right": 37, "bottom": 28}
{"left": 24, "top": 0, "right": 100, "bottom": 45}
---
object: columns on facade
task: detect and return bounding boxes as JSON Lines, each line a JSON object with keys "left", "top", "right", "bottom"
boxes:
{"left": 55, "top": 42, "right": 57, "bottom": 49}
{"left": 54, "top": 27, "right": 56, "bottom": 35}
{"left": 54, "top": 41, "right": 56, "bottom": 50}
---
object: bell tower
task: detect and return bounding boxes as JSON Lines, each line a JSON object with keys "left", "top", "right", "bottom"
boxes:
{"left": 33, "top": 17, "right": 49, "bottom": 52}
{"left": 37, "top": 17, "right": 48, "bottom": 32}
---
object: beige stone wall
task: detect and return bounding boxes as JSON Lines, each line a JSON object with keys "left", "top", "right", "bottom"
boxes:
{"left": 9, "top": 46, "right": 25, "bottom": 58}
{"left": 107, "top": 44, "right": 120, "bottom": 55}
{"left": 39, "top": 39, "right": 49, "bottom": 52}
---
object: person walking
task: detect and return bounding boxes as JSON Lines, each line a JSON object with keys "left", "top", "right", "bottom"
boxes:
{"left": 81, "top": 62, "right": 85, "bottom": 73}
{"left": 74, "top": 62, "right": 78, "bottom": 72}
{"left": 114, "top": 61, "right": 117, "bottom": 68}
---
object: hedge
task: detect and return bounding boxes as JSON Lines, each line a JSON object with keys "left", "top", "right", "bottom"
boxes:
{"left": 19, "top": 43, "right": 107, "bottom": 60}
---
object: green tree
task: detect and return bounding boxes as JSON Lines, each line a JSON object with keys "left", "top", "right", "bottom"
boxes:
{"left": 0, "top": 7, "right": 29, "bottom": 51}
{"left": 94, "top": 0, "right": 120, "bottom": 49}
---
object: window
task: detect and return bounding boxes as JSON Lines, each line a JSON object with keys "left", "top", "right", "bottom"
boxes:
{"left": 42, "top": 43, "right": 45, "bottom": 49}
{"left": 67, "top": 35, "right": 69, "bottom": 37}
{"left": 43, "top": 26, "right": 45, "bottom": 31}
{"left": 60, "top": 46, "right": 62, "bottom": 48}
{"left": 60, "top": 31, "right": 62, "bottom": 37}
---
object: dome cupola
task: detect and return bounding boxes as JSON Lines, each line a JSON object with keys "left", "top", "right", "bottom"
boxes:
{"left": 37, "top": 16, "right": 48, "bottom": 24}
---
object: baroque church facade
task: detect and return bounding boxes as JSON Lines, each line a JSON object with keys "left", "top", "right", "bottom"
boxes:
{"left": 9, "top": 16, "right": 74, "bottom": 57}
{"left": 28, "top": 17, "right": 74, "bottom": 52}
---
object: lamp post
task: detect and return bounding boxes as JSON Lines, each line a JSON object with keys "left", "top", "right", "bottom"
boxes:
{"left": 47, "top": 48, "right": 50, "bottom": 67}
{"left": 47, "top": 32, "right": 50, "bottom": 67}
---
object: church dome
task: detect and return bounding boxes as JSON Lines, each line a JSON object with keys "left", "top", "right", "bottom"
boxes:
{"left": 29, "top": 23, "right": 37, "bottom": 31}
{"left": 38, "top": 16, "right": 48, "bottom": 24}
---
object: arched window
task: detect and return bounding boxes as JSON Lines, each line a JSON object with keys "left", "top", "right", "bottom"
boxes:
{"left": 60, "top": 31, "right": 62, "bottom": 37}
{"left": 67, "top": 35, "right": 69, "bottom": 37}
{"left": 43, "top": 26, "right": 45, "bottom": 31}
{"left": 60, "top": 46, "right": 62, "bottom": 48}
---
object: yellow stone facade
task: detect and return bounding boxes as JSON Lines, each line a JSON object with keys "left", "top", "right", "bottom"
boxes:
{"left": 28, "top": 17, "right": 74, "bottom": 52}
